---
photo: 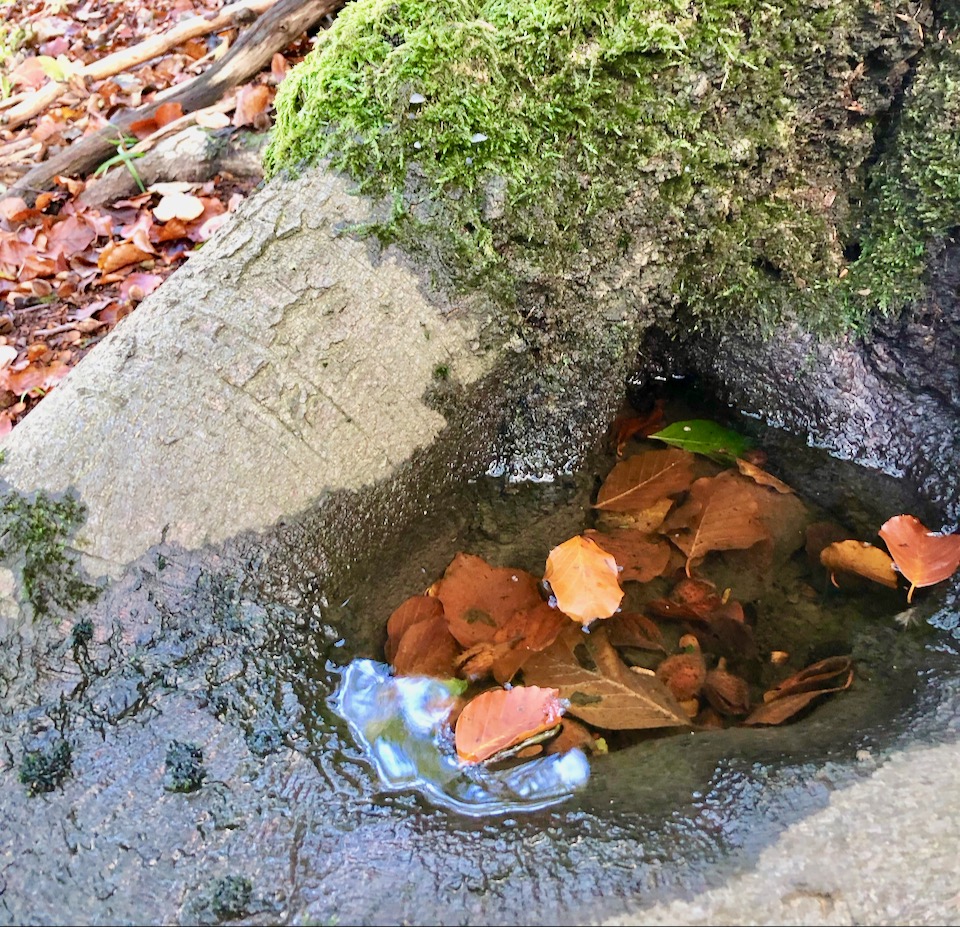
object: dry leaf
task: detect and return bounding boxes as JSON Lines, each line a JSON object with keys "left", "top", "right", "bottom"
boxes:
{"left": 594, "top": 448, "right": 695, "bottom": 513}
{"left": 879, "top": 514, "right": 960, "bottom": 602}
{"left": 544, "top": 535, "right": 623, "bottom": 626}
{"left": 154, "top": 192, "right": 205, "bottom": 223}
{"left": 522, "top": 626, "right": 690, "bottom": 731}
{"left": 611, "top": 399, "right": 665, "bottom": 456}
{"left": 820, "top": 540, "right": 898, "bottom": 589}
{"left": 455, "top": 685, "right": 565, "bottom": 764}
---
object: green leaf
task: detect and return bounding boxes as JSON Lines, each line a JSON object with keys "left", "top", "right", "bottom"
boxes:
{"left": 648, "top": 419, "right": 752, "bottom": 464}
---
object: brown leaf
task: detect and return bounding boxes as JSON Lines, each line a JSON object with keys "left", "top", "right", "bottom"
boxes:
{"left": 544, "top": 718, "right": 604, "bottom": 756}
{"left": 584, "top": 527, "right": 672, "bottom": 584}
{"left": 735, "top": 458, "right": 795, "bottom": 494}
{"left": 604, "top": 611, "right": 666, "bottom": 652}
{"left": 97, "top": 240, "right": 154, "bottom": 274}
{"left": 611, "top": 399, "right": 665, "bottom": 456}
{"left": 661, "top": 472, "right": 769, "bottom": 576}
{"left": 522, "top": 626, "right": 690, "bottom": 731}
{"left": 391, "top": 615, "right": 461, "bottom": 678}
{"left": 820, "top": 540, "right": 898, "bottom": 589}
{"left": 432, "top": 552, "right": 542, "bottom": 648}
{"left": 879, "top": 514, "right": 960, "bottom": 602}
{"left": 385, "top": 595, "right": 444, "bottom": 664}
{"left": 543, "top": 535, "right": 623, "bottom": 626}
{"left": 233, "top": 83, "right": 272, "bottom": 128}
{"left": 455, "top": 685, "right": 565, "bottom": 764}
{"left": 703, "top": 667, "right": 751, "bottom": 716}
{"left": 594, "top": 448, "right": 695, "bottom": 513}
{"left": 594, "top": 497, "right": 674, "bottom": 533}
{"left": 656, "top": 651, "right": 707, "bottom": 701}
{"left": 742, "top": 656, "right": 853, "bottom": 726}
{"left": 489, "top": 601, "right": 570, "bottom": 683}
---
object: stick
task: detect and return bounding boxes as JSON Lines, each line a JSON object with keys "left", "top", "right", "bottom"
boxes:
{"left": 5, "top": 0, "right": 345, "bottom": 205}
{"left": 1, "top": 0, "right": 280, "bottom": 131}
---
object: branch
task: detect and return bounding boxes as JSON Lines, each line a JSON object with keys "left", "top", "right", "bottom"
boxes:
{"left": 5, "top": 0, "right": 345, "bottom": 205}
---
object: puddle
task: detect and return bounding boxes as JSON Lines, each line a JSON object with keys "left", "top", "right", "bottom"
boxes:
{"left": 311, "top": 383, "right": 957, "bottom": 820}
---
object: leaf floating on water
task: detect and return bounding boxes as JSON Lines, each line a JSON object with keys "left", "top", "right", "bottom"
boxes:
{"left": 879, "top": 514, "right": 960, "bottom": 603}
{"left": 820, "top": 540, "right": 898, "bottom": 590}
{"left": 455, "top": 685, "right": 565, "bottom": 764}
{"left": 661, "top": 472, "right": 769, "bottom": 576}
{"left": 742, "top": 656, "right": 853, "bottom": 726}
{"left": 522, "top": 627, "right": 690, "bottom": 731}
{"left": 594, "top": 449, "right": 695, "bottom": 513}
{"left": 649, "top": 419, "right": 753, "bottom": 464}
{"left": 543, "top": 535, "right": 623, "bottom": 626}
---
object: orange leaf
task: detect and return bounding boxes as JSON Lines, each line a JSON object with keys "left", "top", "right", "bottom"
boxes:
{"left": 879, "top": 514, "right": 960, "bottom": 602}
{"left": 392, "top": 615, "right": 461, "bottom": 679}
{"left": 544, "top": 535, "right": 623, "bottom": 626}
{"left": 385, "top": 595, "right": 444, "bottom": 664}
{"left": 432, "top": 552, "right": 542, "bottom": 647}
{"left": 455, "top": 685, "right": 565, "bottom": 764}
{"left": 233, "top": 83, "right": 272, "bottom": 128}
{"left": 819, "top": 540, "right": 898, "bottom": 589}
{"left": 97, "top": 240, "right": 153, "bottom": 274}
{"left": 584, "top": 527, "right": 672, "bottom": 584}
{"left": 594, "top": 448, "right": 695, "bottom": 513}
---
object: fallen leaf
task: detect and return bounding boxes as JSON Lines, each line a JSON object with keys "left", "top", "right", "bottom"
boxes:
{"left": 154, "top": 193, "right": 205, "bottom": 223}
{"left": 584, "top": 527, "right": 672, "bottom": 584}
{"left": 522, "top": 626, "right": 691, "bottom": 731}
{"left": 195, "top": 110, "right": 232, "bottom": 130}
{"left": 544, "top": 535, "right": 623, "bottom": 626}
{"left": 742, "top": 656, "right": 853, "bottom": 725}
{"left": 703, "top": 665, "right": 751, "bottom": 716}
{"left": 392, "top": 614, "right": 461, "bottom": 678}
{"left": 604, "top": 611, "right": 666, "bottom": 652}
{"left": 455, "top": 685, "right": 565, "bottom": 764}
{"left": 98, "top": 240, "right": 154, "bottom": 274}
{"left": 595, "top": 448, "right": 695, "bottom": 513}
{"left": 661, "top": 472, "right": 769, "bottom": 576}
{"left": 233, "top": 83, "right": 272, "bottom": 128}
{"left": 820, "top": 540, "right": 898, "bottom": 589}
{"left": 544, "top": 717, "right": 605, "bottom": 756}
{"left": 879, "top": 514, "right": 960, "bottom": 603}
{"left": 649, "top": 419, "right": 753, "bottom": 464}
{"left": 385, "top": 594, "right": 445, "bottom": 664}
{"left": 432, "top": 552, "right": 542, "bottom": 647}
{"left": 611, "top": 399, "right": 665, "bottom": 455}
{"left": 735, "top": 458, "right": 794, "bottom": 493}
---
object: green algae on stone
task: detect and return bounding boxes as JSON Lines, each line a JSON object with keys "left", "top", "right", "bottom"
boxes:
{"left": 19, "top": 737, "right": 72, "bottom": 796}
{"left": 163, "top": 740, "right": 207, "bottom": 793}
{"left": 266, "top": 0, "right": 930, "bottom": 333}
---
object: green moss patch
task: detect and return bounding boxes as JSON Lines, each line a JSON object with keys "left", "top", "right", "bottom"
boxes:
{"left": 267, "top": 0, "right": 936, "bottom": 333}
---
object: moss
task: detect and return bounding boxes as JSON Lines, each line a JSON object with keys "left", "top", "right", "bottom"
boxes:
{"left": 163, "top": 740, "right": 207, "bottom": 793}
{"left": 209, "top": 875, "right": 253, "bottom": 920}
{"left": 19, "top": 737, "right": 71, "bottom": 796}
{"left": 839, "top": 35, "right": 960, "bottom": 318}
{"left": 266, "top": 0, "right": 931, "bottom": 334}
{"left": 0, "top": 489, "right": 98, "bottom": 619}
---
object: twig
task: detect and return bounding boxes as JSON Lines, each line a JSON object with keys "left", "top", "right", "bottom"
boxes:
{"left": 0, "top": 0, "right": 279, "bottom": 131}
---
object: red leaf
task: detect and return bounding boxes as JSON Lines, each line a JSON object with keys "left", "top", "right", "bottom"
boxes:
{"left": 455, "top": 685, "right": 565, "bottom": 763}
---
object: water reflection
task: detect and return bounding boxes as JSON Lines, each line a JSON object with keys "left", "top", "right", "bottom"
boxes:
{"left": 333, "top": 659, "right": 590, "bottom": 816}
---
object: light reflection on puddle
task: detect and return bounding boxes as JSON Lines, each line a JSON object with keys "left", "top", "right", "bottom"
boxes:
{"left": 333, "top": 659, "right": 590, "bottom": 816}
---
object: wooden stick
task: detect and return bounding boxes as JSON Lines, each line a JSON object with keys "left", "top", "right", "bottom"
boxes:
{"left": 1, "top": 0, "right": 279, "bottom": 131}
{"left": 5, "top": 0, "right": 345, "bottom": 205}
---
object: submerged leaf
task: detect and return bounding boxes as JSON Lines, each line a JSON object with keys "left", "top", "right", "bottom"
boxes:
{"left": 455, "top": 685, "right": 565, "bottom": 764}
{"left": 594, "top": 449, "right": 695, "bottom": 513}
{"left": 879, "top": 515, "right": 960, "bottom": 602}
{"left": 742, "top": 656, "right": 853, "bottom": 726}
{"left": 522, "top": 627, "right": 690, "bottom": 731}
{"left": 392, "top": 615, "right": 461, "bottom": 679}
{"left": 543, "top": 535, "right": 623, "bottom": 626}
{"left": 385, "top": 595, "right": 445, "bottom": 664}
{"left": 584, "top": 527, "right": 672, "bottom": 584}
{"left": 820, "top": 540, "right": 898, "bottom": 589}
{"left": 649, "top": 420, "right": 752, "bottom": 464}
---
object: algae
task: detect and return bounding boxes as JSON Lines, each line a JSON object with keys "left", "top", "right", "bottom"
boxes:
{"left": 19, "top": 736, "right": 71, "bottom": 796}
{"left": 163, "top": 740, "right": 207, "bottom": 793}
{"left": 266, "top": 0, "right": 938, "bottom": 334}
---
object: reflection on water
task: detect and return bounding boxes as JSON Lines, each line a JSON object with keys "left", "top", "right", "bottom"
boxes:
{"left": 332, "top": 659, "right": 590, "bottom": 816}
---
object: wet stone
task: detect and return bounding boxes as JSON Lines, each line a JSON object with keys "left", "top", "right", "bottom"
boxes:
{"left": 163, "top": 740, "right": 207, "bottom": 793}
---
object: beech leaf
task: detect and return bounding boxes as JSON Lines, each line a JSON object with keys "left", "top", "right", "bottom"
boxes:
{"left": 432, "top": 552, "right": 542, "bottom": 647}
{"left": 649, "top": 419, "right": 752, "bottom": 463}
{"left": 584, "top": 527, "right": 672, "bottom": 584}
{"left": 522, "top": 626, "right": 691, "bottom": 731}
{"left": 742, "top": 656, "right": 853, "bottom": 726}
{"left": 661, "top": 473, "right": 769, "bottom": 576}
{"left": 392, "top": 615, "right": 461, "bottom": 679}
{"left": 879, "top": 514, "right": 960, "bottom": 602}
{"left": 594, "top": 448, "right": 695, "bottom": 513}
{"left": 385, "top": 595, "right": 445, "bottom": 664}
{"left": 455, "top": 685, "right": 565, "bottom": 764}
{"left": 820, "top": 540, "right": 898, "bottom": 589}
{"left": 543, "top": 535, "right": 623, "bottom": 626}
{"left": 735, "top": 458, "right": 794, "bottom": 494}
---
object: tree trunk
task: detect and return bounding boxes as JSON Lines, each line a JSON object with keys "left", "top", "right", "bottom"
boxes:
{"left": 0, "top": 1, "right": 959, "bottom": 925}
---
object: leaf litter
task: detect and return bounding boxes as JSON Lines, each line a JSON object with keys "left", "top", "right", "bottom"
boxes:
{"left": 369, "top": 406, "right": 960, "bottom": 791}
